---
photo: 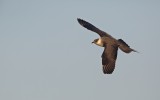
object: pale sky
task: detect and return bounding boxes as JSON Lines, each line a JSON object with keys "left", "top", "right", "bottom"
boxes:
{"left": 0, "top": 0, "right": 160, "bottom": 100}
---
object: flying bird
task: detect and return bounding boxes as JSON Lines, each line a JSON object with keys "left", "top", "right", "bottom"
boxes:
{"left": 77, "top": 18, "right": 137, "bottom": 74}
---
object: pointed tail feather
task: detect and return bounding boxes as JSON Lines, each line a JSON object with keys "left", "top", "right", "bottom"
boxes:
{"left": 118, "top": 39, "right": 138, "bottom": 53}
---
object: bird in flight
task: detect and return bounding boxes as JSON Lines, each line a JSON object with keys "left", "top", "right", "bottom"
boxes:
{"left": 77, "top": 18, "right": 137, "bottom": 74}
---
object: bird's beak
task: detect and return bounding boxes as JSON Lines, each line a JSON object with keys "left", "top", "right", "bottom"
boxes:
{"left": 92, "top": 41, "right": 94, "bottom": 44}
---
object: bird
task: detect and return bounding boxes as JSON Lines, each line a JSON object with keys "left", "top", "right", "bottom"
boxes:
{"left": 77, "top": 18, "right": 137, "bottom": 74}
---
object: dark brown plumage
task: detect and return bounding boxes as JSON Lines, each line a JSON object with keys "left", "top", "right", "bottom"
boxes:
{"left": 77, "top": 18, "right": 137, "bottom": 74}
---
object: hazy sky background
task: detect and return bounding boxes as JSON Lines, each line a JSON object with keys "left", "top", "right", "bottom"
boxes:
{"left": 0, "top": 0, "right": 160, "bottom": 100}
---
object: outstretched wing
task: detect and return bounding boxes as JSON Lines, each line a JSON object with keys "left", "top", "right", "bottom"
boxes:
{"left": 101, "top": 45, "right": 118, "bottom": 74}
{"left": 77, "top": 18, "right": 112, "bottom": 38}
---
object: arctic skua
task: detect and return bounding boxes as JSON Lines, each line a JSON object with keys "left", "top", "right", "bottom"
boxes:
{"left": 77, "top": 18, "right": 137, "bottom": 74}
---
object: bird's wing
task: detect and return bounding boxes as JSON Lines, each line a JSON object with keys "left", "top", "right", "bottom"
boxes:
{"left": 101, "top": 45, "right": 118, "bottom": 74}
{"left": 118, "top": 39, "right": 137, "bottom": 53}
{"left": 77, "top": 18, "right": 112, "bottom": 38}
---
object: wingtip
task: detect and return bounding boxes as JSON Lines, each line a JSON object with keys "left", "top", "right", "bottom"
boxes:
{"left": 77, "top": 18, "right": 82, "bottom": 21}
{"left": 77, "top": 18, "right": 87, "bottom": 27}
{"left": 103, "top": 71, "right": 113, "bottom": 74}
{"left": 77, "top": 18, "right": 83, "bottom": 23}
{"left": 103, "top": 65, "right": 114, "bottom": 74}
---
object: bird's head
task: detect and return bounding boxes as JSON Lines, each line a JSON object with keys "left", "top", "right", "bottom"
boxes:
{"left": 92, "top": 38, "right": 104, "bottom": 47}
{"left": 92, "top": 39, "right": 99, "bottom": 44}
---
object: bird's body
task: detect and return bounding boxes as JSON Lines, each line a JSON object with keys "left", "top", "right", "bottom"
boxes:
{"left": 77, "top": 18, "right": 137, "bottom": 74}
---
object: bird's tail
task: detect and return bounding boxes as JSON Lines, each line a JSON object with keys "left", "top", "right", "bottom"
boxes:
{"left": 118, "top": 39, "right": 138, "bottom": 53}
